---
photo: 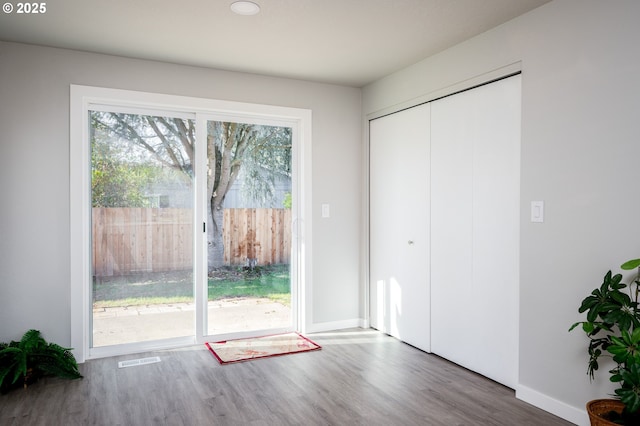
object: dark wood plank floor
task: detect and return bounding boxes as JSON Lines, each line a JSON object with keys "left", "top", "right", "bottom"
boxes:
{"left": 1, "top": 329, "right": 572, "bottom": 425}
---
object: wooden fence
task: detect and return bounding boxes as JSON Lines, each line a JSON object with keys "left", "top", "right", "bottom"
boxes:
{"left": 92, "top": 208, "right": 193, "bottom": 277}
{"left": 92, "top": 207, "right": 291, "bottom": 277}
{"left": 223, "top": 208, "right": 292, "bottom": 266}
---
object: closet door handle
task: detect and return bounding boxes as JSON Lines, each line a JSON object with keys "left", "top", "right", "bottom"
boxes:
{"left": 408, "top": 240, "right": 414, "bottom": 245}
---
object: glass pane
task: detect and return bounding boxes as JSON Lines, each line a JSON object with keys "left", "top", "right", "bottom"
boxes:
{"left": 206, "top": 121, "right": 292, "bottom": 335}
{"left": 90, "top": 111, "right": 195, "bottom": 347}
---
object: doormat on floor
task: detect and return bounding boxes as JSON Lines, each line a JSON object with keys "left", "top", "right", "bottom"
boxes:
{"left": 205, "top": 332, "right": 321, "bottom": 365}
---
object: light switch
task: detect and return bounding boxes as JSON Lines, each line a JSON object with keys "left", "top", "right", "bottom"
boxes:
{"left": 321, "top": 203, "right": 330, "bottom": 218}
{"left": 531, "top": 201, "right": 544, "bottom": 223}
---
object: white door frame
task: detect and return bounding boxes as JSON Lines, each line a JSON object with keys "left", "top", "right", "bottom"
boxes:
{"left": 70, "top": 85, "right": 312, "bottom": 362}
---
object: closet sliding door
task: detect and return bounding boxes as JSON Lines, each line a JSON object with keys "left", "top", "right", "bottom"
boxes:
{"left": 369, "top": 103, "right": 430, "bottom": 352}
{"left": 430, "top": 75, "right": 521, "bottom": 388}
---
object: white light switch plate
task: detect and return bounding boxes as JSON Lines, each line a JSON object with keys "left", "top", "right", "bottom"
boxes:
{"left": 321, "top": 203, "right": 330, "bottom": 218}
{"left": 531, "top": 201, "right": 544, "bottom": 223}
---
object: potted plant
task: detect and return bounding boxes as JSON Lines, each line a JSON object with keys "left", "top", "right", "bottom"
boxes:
{"left": 0, "top": 329, "right": 82, "bottom": 393}
{"left": 570, "top": 258, "right": 640, "bottom": 425}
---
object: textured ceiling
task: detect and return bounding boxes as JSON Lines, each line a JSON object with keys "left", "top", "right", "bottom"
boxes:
{"left": 0, "top": 0, "right": 551, "bottom": 87}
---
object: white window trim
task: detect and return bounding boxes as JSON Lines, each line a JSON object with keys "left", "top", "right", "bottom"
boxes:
{"left": 70, "top": 85, "right": 312, "bottom": 362}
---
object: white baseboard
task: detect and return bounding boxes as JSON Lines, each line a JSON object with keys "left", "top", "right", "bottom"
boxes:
{"left": 305, "top": 318, "right": 365, "bottom": 334}
{"left": 516, "top": 384, "right": 586, "bottom": 425}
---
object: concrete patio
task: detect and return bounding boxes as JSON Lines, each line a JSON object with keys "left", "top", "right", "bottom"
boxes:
{"left": 92, "top": 297, "right": 291, "bottom": 347}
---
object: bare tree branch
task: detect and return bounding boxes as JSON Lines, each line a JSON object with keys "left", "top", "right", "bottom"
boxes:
{"left": 103, "top": 114, "right": 176, "bottom": 169}
{"left": 146, "top": 117, "right": 184, "bottom": 171}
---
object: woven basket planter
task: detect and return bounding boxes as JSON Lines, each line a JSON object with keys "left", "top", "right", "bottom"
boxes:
{"left": 587, "top": 399, "right": 625, "bottom": 426}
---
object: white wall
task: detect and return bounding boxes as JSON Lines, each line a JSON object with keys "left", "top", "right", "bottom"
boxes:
{"left": 362, "top": 1, "right": 640, "bottom": 424}
{"left": 0, "top": 42, "right": 362, "bottom": 345}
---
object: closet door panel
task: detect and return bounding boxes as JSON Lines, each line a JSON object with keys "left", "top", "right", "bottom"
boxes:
{"left": 369, "top": 103, "right": 430, "bottom": 352}
{"left": 471, "top": 76, "right": 521, "bottom": 387}
{"left": 430, "top": 93, "right": 474, "bottom": 369}
{"left": 430, "top": 75, "right": 520, "bottom": 388}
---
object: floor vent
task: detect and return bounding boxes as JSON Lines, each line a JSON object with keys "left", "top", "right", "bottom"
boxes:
{"left": 118, "top": 356, "right": 161, "bottom": 369}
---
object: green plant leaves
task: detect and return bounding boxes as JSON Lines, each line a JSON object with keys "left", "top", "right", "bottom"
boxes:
{"left": 614, "top": 362, "right": 640, "bottom": 414}
{"left": 608, "top": 328, "right": 640, "bottom": 365}
{"left": 570, "top": 267, "right": 640, "bottom": 416}
{"left": 0, "top": 330, "right": 82, "bottom": 393}
{"left": 622, "top": 259, "right": 640, "bottom": 271}
{"left": 0, "top": 346, "right": 25, "bottom": 386}
{"left": 577, "top": 271, "right": 637, "bottom": 332}
{"left": 19, "top": 329, "right": 46, "bottom": 353}
{"left": 32, "top": 343, "right": 82, "bottom": 380}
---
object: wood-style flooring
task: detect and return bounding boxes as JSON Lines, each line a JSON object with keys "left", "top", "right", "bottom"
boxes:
{"left": 0, "top": 329, "right": 572, "bottom": 425}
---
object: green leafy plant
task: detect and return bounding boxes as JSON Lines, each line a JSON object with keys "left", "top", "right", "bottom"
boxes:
{"left": 282, "top": 192, "right": 292, "bottom": 209}
{"left": 0, "top": 329, "right": 82, "bottom": 393}
{"left": 570, "top": 259, "right": 640, "bottom": 424}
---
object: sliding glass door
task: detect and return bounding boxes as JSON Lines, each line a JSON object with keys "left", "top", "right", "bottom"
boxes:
{"left": 204, "top": 119, "right": 295, "bottom": 337}
{"left": 77, "top": 97, "right": 305, "bottom": 360}
{"left": 90, "top": 110, "right": 196, "bottom": 348}
{"left": 72, "top": 86, "right": 310, "bottom": 360}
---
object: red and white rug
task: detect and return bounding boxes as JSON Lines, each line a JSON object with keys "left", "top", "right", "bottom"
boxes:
{"left": 205, "top": 332, "right": 321, "bottom": 364}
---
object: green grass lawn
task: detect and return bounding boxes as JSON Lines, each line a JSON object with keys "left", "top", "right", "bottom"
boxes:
{"left": 93, "top": 264, "right": 290, "bottom": 308}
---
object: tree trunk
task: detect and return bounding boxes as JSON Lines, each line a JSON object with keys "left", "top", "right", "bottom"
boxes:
{"left": 208, "top": 201, "right": 225, "bottom": 271}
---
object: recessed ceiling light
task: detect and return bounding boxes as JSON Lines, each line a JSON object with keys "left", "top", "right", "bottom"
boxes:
{"left": 230, "top": 1, "right": 261, "bottom": 16}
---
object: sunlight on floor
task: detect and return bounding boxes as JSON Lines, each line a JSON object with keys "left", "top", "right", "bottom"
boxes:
{"left": 306, "top": 329, "right": 394, "bottom": 346}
